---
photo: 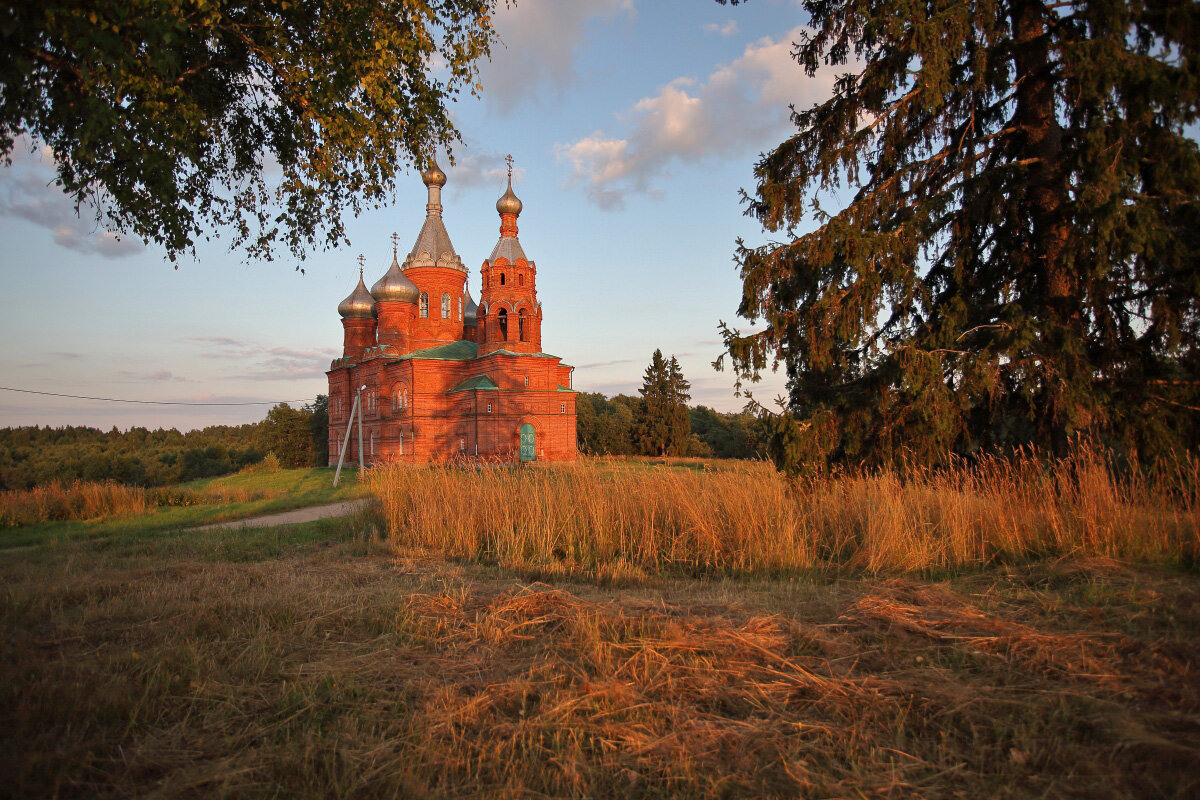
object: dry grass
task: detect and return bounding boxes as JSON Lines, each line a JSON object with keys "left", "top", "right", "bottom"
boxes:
{"left": 3, "top": 457, "right": 1198, "bottom": 797}
{"left": 0, "top": 467, "right": 364, "bottom": 528}
{"left": 0, "top": 480, "right": 278, "bottom": 527}
{"left": 2, "top": 529, "right": 1197, "bottom": 798}
{"left": 0, "top": 480, "right": 158, "bottom": 526}
{"left": 367, "top": 451, "right": 1200, "bottom": 575}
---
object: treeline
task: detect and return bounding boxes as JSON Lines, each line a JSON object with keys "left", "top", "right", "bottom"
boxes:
{"left": 0, "top": 397, "right": 329, "bottom": 490}
{"left": 576, "top": 392, "right": 767, "bottom": 459}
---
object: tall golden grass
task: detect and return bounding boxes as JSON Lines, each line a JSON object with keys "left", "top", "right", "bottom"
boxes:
{"left": 368, "top": 450, "right": 1200, "bottom": 573}
{"left": 0, "top": 480, "right": 156, "bottom": 527}
{"left": 0, "top": 480, "right": 271, "bottom": 527}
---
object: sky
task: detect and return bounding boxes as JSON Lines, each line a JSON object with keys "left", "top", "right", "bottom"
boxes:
{"left": 0, "top": 0, "right": 841, "bottom": 431}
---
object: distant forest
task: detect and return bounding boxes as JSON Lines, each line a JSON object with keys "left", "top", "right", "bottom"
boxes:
{"left": 0, "top": 398, "right": 328, "bottom": 490}
{"left": 0, "top": 393, "right": 764, "bottom": 490}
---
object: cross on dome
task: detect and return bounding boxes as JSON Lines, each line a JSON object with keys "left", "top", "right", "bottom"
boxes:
{"left": 496, "top": 156, "right": 522, "bottom": 218}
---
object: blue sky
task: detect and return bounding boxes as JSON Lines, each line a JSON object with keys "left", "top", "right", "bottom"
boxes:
{"left": 0, "top": 0, "right": 839, "bottom": 431}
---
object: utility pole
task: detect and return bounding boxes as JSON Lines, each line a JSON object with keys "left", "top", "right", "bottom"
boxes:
{"left": 357, "top": 384, "right": 366, "bottom": 479}
{"left": 333, "top": 385, "right": 367, "bottom": 487}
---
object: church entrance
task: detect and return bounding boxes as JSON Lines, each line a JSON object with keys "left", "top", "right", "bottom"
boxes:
{"left": 519, "top": 423, "right": 536, "bottom": 462}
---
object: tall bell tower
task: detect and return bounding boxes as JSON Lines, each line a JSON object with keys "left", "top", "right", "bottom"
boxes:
{"left": 479, "top": 156, "right": 541, "bottom": 356}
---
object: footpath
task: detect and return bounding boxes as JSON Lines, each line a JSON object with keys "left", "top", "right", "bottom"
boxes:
{"left": 193, "top": 499, "right": 371, "bottom": 531}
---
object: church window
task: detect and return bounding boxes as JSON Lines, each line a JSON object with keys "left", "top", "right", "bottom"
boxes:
{"left": 458, "top": 297, "right": 462, "bottom": 319}
{"left": 524, "top": 376, "right": 529, "bottom": 388}
{"left": 498, "top": 308, "right": 508, "bottom": 340}
{"left": 419, "top": 292, "right": 429, "bottom": 318}
{"left": 460, "top": 438, "right": 466, "bottom": 451}
{"left": 518, "top": 309, "right": 527, "bottom": 342}
{"left": 518, "top": 273, "right": 524, "bottom": 286}
{"left": 441, "top": 293, "right": 450, "bottom": 318}
{"left": 561, "top": 403, "right": 566, "bottom": 414}
{"left": 500, "top": 272, "right": 506, "bottom": 286}
{"left": 487, "top": 401, "right": 493, "bottom": 413}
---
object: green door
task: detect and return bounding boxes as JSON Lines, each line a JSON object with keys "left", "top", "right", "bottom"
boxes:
{"left": 519, "top": 423, "right": 536, "bottom": 462}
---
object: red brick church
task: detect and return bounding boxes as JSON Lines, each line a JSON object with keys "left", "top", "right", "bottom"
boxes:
{"left": 327, "top": 161, "right": 577, "bottom": 465}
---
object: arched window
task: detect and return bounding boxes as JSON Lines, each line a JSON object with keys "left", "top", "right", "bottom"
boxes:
{"left": 498, "top": 308, "right": 508, "bottom": 340}
{"left": 419, "top": 292, "right": 429, "bottom": 318}
{"left": 518, "top": 273, "right": 525, "bottom": 286}
{"left": 457, "top": 297, "right": 462, "bottom": 319}
{"left": 518, "top": 308, "right": 527, "bottom": 341}
{"left": 441, "top": 293, "right": 450, "bottom": 319}
{"left": 499, "top": 272, "right": 506, "bottom": 286}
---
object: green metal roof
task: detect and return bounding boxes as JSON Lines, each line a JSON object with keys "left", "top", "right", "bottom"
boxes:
{"left": 388, "top": 339, "right": 478, "bottom": 362}
{"left": 485, "top": 348, "right": 560, "bottom": 360}
{"left": 556, "top": 385, "right": 576, "bottom": 393}
{"left": 447, "top": 374, "right": 500, "bottom": 393}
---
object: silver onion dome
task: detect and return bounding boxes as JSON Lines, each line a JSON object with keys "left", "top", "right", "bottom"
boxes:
{"left": 338, "top": 270, "right": 376, "bottom": 319}
{"left": 371, "top": 252, "right": 420, "bottom": 303}
{"left": 463, "top": 285, "right": 479, "bottom": 326}
{"left": 422, "top": 158, "right": 447, "bottom": 188}
{"left": 496, "top": 175, "right": 522, "bottom": 216}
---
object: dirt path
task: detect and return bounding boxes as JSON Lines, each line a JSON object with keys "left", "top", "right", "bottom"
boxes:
{"left": 193, "top": 499, "right": 372, "bottom": 531}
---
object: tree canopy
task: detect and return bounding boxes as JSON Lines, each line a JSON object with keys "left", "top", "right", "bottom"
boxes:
{"left": 720, "top": 0, "right": 1200, "bottom": 470}
{"left": 257, "top": 402, "right": 315, "bottom": 468}
{"left": 0, "top": 0, "right": 498, "bottom": 262}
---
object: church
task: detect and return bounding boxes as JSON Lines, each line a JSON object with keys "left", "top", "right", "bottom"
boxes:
{"left": 327, "top": 160, "right": 577, "bottom": 465}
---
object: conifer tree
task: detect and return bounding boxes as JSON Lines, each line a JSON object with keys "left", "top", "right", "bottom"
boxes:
{"left": 719, "top": 0, "right": 1200, "bottom": 470}
{"left": 633, "top": 349, "right": 692, "bottom": 457}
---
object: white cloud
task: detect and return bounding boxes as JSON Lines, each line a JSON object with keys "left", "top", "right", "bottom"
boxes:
{"left": 183, "top": 337, "right": 338, "bottom": 380}
{"left": 557, "top": 26, "right": 839, "bottom": 208}
{"left": 702, "top": 20, "right": 739, "bottom": 37}
{"left": 444, "top": 150, "right": 526, "bottom": 192}
{"left": 116, "top": 369, "right": 190, "bottom": 382}
{"left": 480, "top": 0, "right": 635, "bottom": 112}
{"left": 0, "top": 137, "right": 147, "bottom": 258}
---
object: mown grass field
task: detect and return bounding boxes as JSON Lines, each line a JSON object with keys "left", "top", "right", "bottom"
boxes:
{"left": 1, "top": 458, "right": 1198, "bottom": 798}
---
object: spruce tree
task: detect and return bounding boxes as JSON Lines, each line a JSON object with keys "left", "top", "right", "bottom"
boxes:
{"left": 633, "top": 350, "right": 692, "bottom": 456}
{"left": 719, "top": 0, "right": 1200, "bottom": 470}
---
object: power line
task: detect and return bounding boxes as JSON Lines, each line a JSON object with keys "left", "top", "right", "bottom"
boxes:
{"left": 0, "top": 386, "right": 315, "bottom": 407}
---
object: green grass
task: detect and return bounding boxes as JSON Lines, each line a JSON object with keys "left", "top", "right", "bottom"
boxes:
{"left": 181, "top": 464, "right": 366, "bottom": 499}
